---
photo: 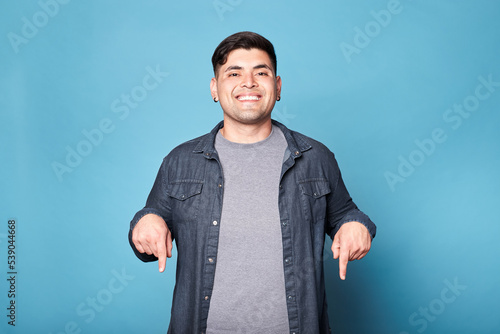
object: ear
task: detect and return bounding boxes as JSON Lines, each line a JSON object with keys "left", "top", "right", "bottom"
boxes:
{"left": 210, "top": 77, "right": 218, "bottom": 100}
{"left": 276, "top": 75, "right": 282, "bottom": 98}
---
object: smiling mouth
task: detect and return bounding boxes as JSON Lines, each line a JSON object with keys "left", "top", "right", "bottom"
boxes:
{"left": 236, "top": 95, "right": 262, "bottom": 101}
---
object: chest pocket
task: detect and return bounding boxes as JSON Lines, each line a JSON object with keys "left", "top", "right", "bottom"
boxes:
{"left": 298, "top": 179, "right": 331, "bottom": 223}
{"left": 167, "top": 180, "right": 203, "bottom": 223}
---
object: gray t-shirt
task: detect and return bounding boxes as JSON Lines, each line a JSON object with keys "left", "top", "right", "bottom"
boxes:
{"left": 206, "top": 125, "right": 289, "bottom": 334}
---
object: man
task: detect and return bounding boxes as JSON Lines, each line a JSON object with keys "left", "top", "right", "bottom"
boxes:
{"left": 129, "top": 31, "right": 376, "bottom": 334}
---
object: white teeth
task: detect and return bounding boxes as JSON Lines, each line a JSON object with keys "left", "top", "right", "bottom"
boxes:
{"left": 237, "top": 96, "right": 260, "bottom": 101}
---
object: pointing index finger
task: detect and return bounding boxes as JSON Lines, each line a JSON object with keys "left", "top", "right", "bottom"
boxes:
{"left": 339, "top": 248, "right": 349, "bottom": 281}
{"left": 157, "top": 240, "right": 167, "bottom": 273}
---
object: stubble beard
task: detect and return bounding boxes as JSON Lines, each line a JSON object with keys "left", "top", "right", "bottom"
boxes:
{"left": 223, "top": 101, "right": 275, "bottom": 126}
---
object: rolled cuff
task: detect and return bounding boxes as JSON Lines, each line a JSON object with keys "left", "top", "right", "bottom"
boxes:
{"left": 329, "top": 209, "right": 376, "bottom": 240}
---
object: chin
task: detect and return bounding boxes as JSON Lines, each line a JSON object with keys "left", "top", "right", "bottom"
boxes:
{"left": 228, "top": 111, "right": 270, "bottom": 125}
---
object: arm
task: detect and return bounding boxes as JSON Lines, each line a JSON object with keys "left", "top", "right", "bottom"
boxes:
{"left": 128, "top": 158, "right": 173, "bottom": 272}
{"left": 325, "top": 151, "right": 376, "bottom": 280}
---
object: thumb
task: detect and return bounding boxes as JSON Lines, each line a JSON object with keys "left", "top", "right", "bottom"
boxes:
{"left": 166, "top": 229, "right": 173, "bottom": 258}
{"left": 332, "top": 234, "right": 341, "bottom": 260}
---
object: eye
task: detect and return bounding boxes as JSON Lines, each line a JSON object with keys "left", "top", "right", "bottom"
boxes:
{"left": 257, "top": 72, "right": 268, "bottom": 76}
{"left": 228, "top": 73, "right": 239, "bottom": 77}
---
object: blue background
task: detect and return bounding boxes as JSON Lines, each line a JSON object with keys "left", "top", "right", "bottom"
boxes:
{"left": 1, "top": 1, "right": 499, "bottom": 333}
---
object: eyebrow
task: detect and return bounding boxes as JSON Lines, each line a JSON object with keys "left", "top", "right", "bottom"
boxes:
{"left": 224, "top": 64, "right": 273, "bottom": 72}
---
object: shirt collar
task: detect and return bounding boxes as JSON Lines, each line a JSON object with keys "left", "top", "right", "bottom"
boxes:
{"left": 193, "top": 119, "right": 312, "bottom": 157}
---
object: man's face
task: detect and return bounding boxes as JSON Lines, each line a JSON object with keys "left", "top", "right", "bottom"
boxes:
{"left": 211, "top": 48, "right": 281, "bottom": 126}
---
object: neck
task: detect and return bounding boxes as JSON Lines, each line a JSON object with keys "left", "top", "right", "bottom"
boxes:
{"left": 220, "top": 117, "right": 272, "bottom": 144}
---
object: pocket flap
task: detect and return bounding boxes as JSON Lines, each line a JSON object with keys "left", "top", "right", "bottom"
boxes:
{"left": 168, "top": 181, "right": 203, "bottom": 201}
{"left": 299, "top": 179, "right": 331, "bottom": 198}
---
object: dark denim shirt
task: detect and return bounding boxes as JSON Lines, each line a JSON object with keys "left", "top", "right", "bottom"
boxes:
{"left": 129, "top": 120, "right": 376, "bottom": 334}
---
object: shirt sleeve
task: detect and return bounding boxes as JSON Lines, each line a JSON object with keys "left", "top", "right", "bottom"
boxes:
{"left": 325, "top": 151, "right": 376, "bottom": 240}
{"left": 128, "top": 158, "right": 172, "bottom": 262}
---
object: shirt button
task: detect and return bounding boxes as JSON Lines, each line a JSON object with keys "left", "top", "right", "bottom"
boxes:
{"left": 213, "top": 220, "right": 218, "bottom": 226}
{"left": 313, "top": 192, "right": 318, "bottom": 197}
{"left": 279, "top": 184, "right": 283, "bottom": 189}
{"left": 204, "top": 296, "right": 209, "bottom": 300}
{"left": 208, "top": 258, "right": 214, "bottom": 263}
{"left": 282, "top": 221, "right": 287, "bottom": 227}
{"left": 285, "top": 258, "right": 291, "bottom": 264}
{"left": 288, "top": 295, "right": 293, "bottom": 300}
{"left": 218, "top": 183, "right": 222, "bottom": 188}
{"left": 294, "top": 151, "right": 300, "bottom": 156}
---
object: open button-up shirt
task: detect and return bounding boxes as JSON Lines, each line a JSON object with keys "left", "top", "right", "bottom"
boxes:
{"left": 129, "top": 120, "right": 376, "bottom": 334}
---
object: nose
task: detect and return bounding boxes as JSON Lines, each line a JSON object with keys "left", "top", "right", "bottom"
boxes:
{"left": 240, "top": 72, "right": 257, "bottom": 88}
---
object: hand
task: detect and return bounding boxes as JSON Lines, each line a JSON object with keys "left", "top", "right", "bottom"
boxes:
{"left": 131, "top": 214, "right": 172, "bottom": 272}
{"left": 332, "top": 221, "right": 372, "bottom": 280}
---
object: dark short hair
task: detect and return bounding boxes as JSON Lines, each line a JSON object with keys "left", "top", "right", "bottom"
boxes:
{"left": 212, "top": 31, "right": 277, "bottom": 76}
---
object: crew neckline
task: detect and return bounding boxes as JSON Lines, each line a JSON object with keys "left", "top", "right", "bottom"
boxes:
{"left": 216, "top": 125, "right": 278, "bottom": 149}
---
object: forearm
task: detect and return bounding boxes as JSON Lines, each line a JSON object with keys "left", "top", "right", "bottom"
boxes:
{"left": 325, "top": 152, "right": 376, "bottom": 240}
{"left": 128, "top": 157, "right": 174, "bottom": 262}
